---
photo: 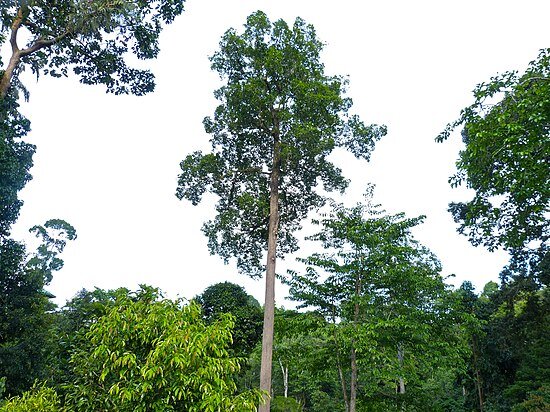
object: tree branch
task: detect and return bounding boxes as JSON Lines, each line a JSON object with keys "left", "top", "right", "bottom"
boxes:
{"left": 19, "top": 30, "right": 71, "bottom": 57}
{"left": 10, "top": 6, "right": 26, "bottom": 53}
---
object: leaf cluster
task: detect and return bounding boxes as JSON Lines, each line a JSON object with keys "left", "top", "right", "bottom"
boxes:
{"left": 64, "top": 286, "right": 262, "bottom": 411}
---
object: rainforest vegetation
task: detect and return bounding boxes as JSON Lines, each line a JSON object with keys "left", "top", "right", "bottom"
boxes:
{"left": 0, "top": 2, "right": 548, "bottom": 411}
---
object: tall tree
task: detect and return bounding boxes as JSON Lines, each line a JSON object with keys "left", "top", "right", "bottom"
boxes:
{"left": 176, "top": 11, "right": 385, "bottom": 409}
{"left": 287, "top": 198, "right": 464, "bottom": 411}
{"left": 0, "top": 0, "right": 187, "bottom": 100}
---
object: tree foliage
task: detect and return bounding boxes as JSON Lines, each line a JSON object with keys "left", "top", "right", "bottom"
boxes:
{"left": 0, "top": 0, "right": 187, "bottom": 98}
{"left": 176, "top": 10, "right": 386, "bottom": 277}
{"left": 437, "top": 48, "right": 549, "bottom": 255}
{"left": 195, "top": 282, "right": 263, "bottom": 356}
{"left": 287, "top": 196, "right": 465, "bottom": 410}
{"left": 0, "top": 92, "right": 34, "bottom": 238}
{"left": 0, "top": 220, "right": 75, "bottom": 396}
{"left": 64, "top": 286, "right": 262, "bottom": 412}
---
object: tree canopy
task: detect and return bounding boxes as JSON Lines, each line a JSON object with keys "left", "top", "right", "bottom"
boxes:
{"left": 437, "top": 48, "right": 549, "bottom": 256}
{"left": 0, "top": 0, "right": 187, "bottom": 99}
{"left": 176, "top": 10, "right": 386, "bottom": 277}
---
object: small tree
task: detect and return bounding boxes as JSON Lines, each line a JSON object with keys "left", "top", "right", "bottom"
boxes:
{"left": 176, "top": 11, "right": 385, "bottom": 409}
{"left": 64, "top": 286, "right": 262, "bottom": 411}
{"left": 287, "top": 197, "right": 463, "bottom": 411}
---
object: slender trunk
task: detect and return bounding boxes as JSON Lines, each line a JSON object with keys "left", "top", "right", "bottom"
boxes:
{"left": 349, "top": 346, "right": 358, "bottom": 412}
{"left": 349, "top": 272, "right": 362, "bottom": 412}
{"left": 472, "top": 336, "right": 484, "bottom": 412}
{"left": 397, "top": 343, "right": 405, "bottom": 394}
{"left": 332, "top": 320, "right": 350, "bottom": 412}
{"left": 258, "top": 122, "right": 281, "bottom": 412}
{"left": 279, "top": 358, "right": 288, "bottom": 398}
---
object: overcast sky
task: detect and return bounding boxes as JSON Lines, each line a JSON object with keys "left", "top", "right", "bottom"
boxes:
{"left": 9, "top": 0, "right": 549, "bottom": 306}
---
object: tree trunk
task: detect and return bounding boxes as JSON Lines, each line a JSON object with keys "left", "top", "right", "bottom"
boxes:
{"left": 349, "top": 346, "right": 358, "bottom": 412}
{"left": 332, "top": 320, "right": 350, "bottom": 412}
{"left": 0, "top": 52, "right": 21, "bottom": 101}
{"left": 258, "top": 124, "right": 281, "bottom": 412}
{"left": 0, "top": 7, "right": 26, "bottom": 100}
{"left": 349, "top": 273, "right": 362, "bottom": 412}
{"left": 472, "top": 336, "right": 484, "bottom": 412}
{"left": 279, "top": 358, "right": 289, "bottom": 398}
{"left": 397, "top": 343, "right": 405, "bottom": 394}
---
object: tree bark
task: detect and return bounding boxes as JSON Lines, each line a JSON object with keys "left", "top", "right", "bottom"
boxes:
{"left": 279, "top": 358, "right": 288, "bottom": 398}
{"left": 397, "top": 343, "right": 405, "bottom": 394}
{"left": 0, "top": 7, "right": 25, "bottom": 100}
{"left": 258, "top": 120, "right": 281, "bottom": 412}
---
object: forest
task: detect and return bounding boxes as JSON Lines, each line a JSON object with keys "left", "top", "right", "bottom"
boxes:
{"left": 0, "top": 1, "right": 548, "bottom": 411}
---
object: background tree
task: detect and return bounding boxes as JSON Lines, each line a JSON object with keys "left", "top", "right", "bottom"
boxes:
{"left": 271, "top": 309, "right": 340, "bottom": 412}
{"left": 0, "top": 220, "right": 75, "bottom": 396}
{"left": 195, "top": 282, "right": 263, "bottom": 357}
{"left": 0, "top": 0, "right": 187, "bottom": 100}
{"left": 287, "top": 198, "right": 465, "bottom": 412}
{"left": 437, "top": 48, "right": 549, "bottom": 281}
{"left": 176, "top": 11, "right": 385, "bottom": 408}
{"left": 437, "top": 47, "right": 550, "bottom": 411}
{"left": 48, "top": 287, "right": 121, "bottom": 390}
{"left": 64, "top": 286, "right": 262, "bottom": 412}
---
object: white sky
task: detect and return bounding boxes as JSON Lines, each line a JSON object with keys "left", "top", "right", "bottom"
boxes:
{"left": 9, "top": 0, "right": 549, "bottom": 307}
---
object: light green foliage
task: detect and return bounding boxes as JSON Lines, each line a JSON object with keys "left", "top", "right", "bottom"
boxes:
{"left": 0, "top": 384, "right": 60, "bottom": 412}
{"left": 49, "top": 288, "right": 123, "bottom": 388}
{"left": 176, "top": 10, "right": 386, "bottom": 277}
{"left": 271, "top": 395, "right": 303, "bottom": 412}
{"left": 64, "top": 286, "right": 262, "bottom": 411}
{"left": 0, "top": 0, "right": 187, "bottom": 96}
{"left": 437, "top": 48, "right": 549, "bottom": 254}
{"left": 287, "top": 194, "right": 466, "bottom": 406}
